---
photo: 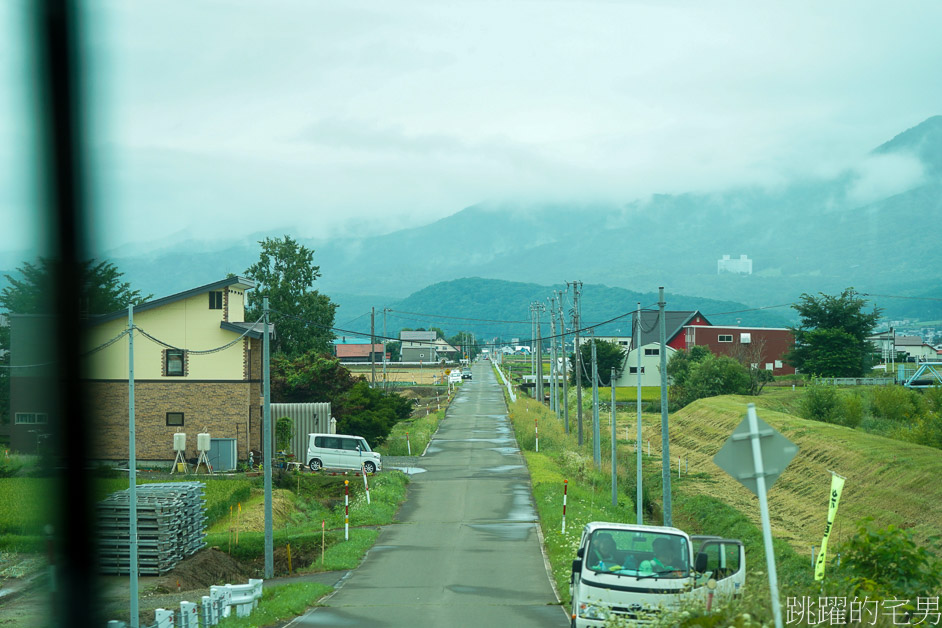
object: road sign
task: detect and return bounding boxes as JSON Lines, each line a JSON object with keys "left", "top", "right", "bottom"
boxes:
{"left": 445, "top": 369, "right": 451, "bottom": 375}
{"left": 713, "top": 410, "right": 798, "bottom": 496}
{"left": 713, "top": 404, "right": 798, "bottom": 628}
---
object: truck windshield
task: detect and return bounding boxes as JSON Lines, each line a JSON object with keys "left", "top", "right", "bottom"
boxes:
{"left": 586, "top": 529, "right": 689, "bottom": 578}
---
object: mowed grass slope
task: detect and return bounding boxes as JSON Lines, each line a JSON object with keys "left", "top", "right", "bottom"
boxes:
{"left": 647, "top": 394, "right": 942, "bottom": 551}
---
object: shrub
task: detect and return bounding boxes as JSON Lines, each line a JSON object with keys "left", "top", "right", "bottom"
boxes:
{"left": 872, "top": 386, "right": 927, "bottom": 423}
{"left": 835, "top": 517, "right": 942, "bottom": 606}
{"left": 800, "top": 384, "right": 841, "bottom": 423}
{"left": 838, "top": 393, "right": 864, "bottom": 428}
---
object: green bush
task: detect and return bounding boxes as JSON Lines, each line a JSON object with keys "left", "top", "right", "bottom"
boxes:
{"left": 838, "top": 393, "right": 864, "bottom": 428}
{"left": 834, "top": 517, "right": 942, "bottom": 606}
{"left": 872, "top": 386, "right": 927, "bottom": 423}
{"left": 800, "top": 384, "right": 841, "bottom": 423}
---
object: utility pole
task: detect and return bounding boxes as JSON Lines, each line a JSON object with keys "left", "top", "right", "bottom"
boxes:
{"left": 128, "top": 305, "right": 138, "bottom": 628}
{"left": 535, "top": 302, "right": 545, "bottom": 404}
{"left": 549, "top": 296, "right": 558, "bottom": 418}
{"left": 592, "top": 337, "right": 600, "bottom": 466}
{"left": 611, "top": 367, "right": 617, "bottom": 507}
{"left": 382, "top": 307, "right": 388, "bottom": 391}
{"left": 370, "top": 306, "right": 376, "bottom": 389}
{"left": 558, "top": 291, "right": 569, "bottom": 434}
{"left": 635, "top": 302, "right": 643, "bottom": 525}
{"left": 569, "top": 281, "right": 583, "bottom": 446}
{"left": 263, "top": 296, "right": 273, "bottom": 578}
{"left": 658, "top": 287, "right": 672, "bottom": 527}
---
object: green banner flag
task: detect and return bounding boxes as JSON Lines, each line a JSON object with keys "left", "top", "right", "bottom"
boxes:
{"left": 814, "top": 473, "right": 846, "bottom": 581}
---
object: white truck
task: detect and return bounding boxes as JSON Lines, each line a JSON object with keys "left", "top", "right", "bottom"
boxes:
{"left": 569, "top": 522, "right": 745, "bottom": 626}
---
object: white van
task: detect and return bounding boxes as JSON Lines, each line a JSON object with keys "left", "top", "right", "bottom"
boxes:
{"left": 569, "top": 522, "right": 745, "bottom": 626}
{"left": 306, "top": 433, "right": 382, "bottom": 473}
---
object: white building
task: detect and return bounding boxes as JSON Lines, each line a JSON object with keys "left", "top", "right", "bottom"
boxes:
{"left": 612, "top": 343, "right": 677, "bottom": 388}
{"left": 717, "top": 254, "right": 753, "bottom": 275}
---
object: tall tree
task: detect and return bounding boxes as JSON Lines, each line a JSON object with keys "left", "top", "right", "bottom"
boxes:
{"left": 1, "top": 258, "right": 150, "bottom": 316}
{"left": 569, "top": 340, "right": 627, "bottom": 387}
{"left": 244, "top": 236, "right": 337, "bottom": 358}
{"left": 0, "top": 258, "right": 148, "bottom": 426}
{"left": 785, "top": 289, "right": 881, "bottom": 377}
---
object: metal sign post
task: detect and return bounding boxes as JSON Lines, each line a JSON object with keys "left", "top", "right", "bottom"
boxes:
{"left": 714, "top": 404, "right": 798, "bottom": 628}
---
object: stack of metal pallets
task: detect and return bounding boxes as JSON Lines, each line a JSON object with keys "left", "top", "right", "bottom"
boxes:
{"left": 98, "top": 481, "right": 208, "bottom": 576}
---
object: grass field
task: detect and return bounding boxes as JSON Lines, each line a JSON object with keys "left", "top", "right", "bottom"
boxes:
{"left": 347, "top": 365, "right": 451, "bottom": 385}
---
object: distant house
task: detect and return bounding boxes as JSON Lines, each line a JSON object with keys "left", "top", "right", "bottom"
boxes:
{"left": 630, "top": 310, "right": 711, "bottom": 352}
{"left": 684, "top": 325, "right": 795, "bottom": 376}
{"left": 333, "top": 337, "right": 385, "bottom": 363}
{"left": 432, "top": 338, "right": 459, "bottom": 360}
{"left": 400, "top": 331, "right": 438, "bottom": 363}
{"left": 894, "top": 335, "right": 938, "bottom": 362}
{"left": 9, "top": 277, "right": 272, "bottom": 461}
{"left": 612, "top": 343, "right": 677, "bottom": 388}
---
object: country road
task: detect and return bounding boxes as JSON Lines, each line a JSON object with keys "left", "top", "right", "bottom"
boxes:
{"left": 286, "top": 360, "right": 570, "bottom": 627}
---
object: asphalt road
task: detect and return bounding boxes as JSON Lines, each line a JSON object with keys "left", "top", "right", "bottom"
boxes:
{"left": 287, "top": 360, "right": 570, "bottom": 627}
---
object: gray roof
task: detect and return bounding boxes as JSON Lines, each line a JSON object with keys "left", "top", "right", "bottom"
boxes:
{"left": 221, "top": 320, "right": 273, "bottom": 340}
{"left": 630, "top": 310, "right": 709, "bottom": 350}
{"left": 90, "top": 276, "right": 256, "bottom": 324}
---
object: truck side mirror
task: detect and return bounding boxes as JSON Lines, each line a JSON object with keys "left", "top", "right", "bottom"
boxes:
{"left": 571, "top": 558, "right": 583, "bottom": 573}
{"left": 577, "top": 547, "right": 585, "bottom": 558}
{"left": 695, "top": 552, "right": 708, "bottom": 573}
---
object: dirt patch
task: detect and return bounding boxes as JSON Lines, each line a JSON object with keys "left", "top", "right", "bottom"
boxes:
{"left": 148, "top": 548, "right": 254, "bottom": 594}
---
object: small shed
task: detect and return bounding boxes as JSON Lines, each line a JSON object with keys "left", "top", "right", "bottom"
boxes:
{"left": 271, "top": 402, "right": 332, "bottom": 464}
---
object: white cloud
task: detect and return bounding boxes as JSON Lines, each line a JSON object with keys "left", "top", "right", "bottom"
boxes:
{"left": 847, "top": 153, "right": 925, "bottom": 205}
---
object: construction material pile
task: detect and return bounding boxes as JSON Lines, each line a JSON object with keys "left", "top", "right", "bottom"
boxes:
{"left": 98, "top": 482, "right": 207, "bottom": 575}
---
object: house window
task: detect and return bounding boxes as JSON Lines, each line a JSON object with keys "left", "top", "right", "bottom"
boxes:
{"left": 166, "top": 412, "right": 184, "bottom": 427}
{"left": 740, "top": 333, "right": 751, "bottom": 344}
{"left": 209, "top": 291, "right": 223, "bottom": 309}
{"left": 775, "top": 360, "right": 783, "bottom": 369}
{"left": 628, "top": 366, "right": 645, "bottom": 374}
{"left": 718, "top": 335, "right": 733, "bottom": 342}
{"left": 765, "top": 363, "right": 774, "bottom": 371}
{"left": 644, "top": 348, "right": 659, "bottom": 356}
{"left": 15, "top": 412, "right": 48, "bottom": 425}
{"left": 165, "top": 349, "right": 186, "bottom": 376}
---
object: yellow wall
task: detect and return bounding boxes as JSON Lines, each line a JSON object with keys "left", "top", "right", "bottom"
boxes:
{"left": 84, "top": 289, "right": 251, "bottom": 381}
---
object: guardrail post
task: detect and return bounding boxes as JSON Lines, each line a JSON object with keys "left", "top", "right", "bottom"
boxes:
{"left": 178, "top": 602, "right": 198, "bottom": 628}
{"left": 201, "top": 595, "right": 215, "bottom": 626}
{"left": 154, "top": 608, "right": 174, "bottom": 628}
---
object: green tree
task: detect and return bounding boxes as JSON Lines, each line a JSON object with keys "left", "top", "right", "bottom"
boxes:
{"left": 667, "top": 348, "right": 751, "bottom": 407}
{"left": 0, "top": 258, "right": 148, "bottom": 426}
{"left": 786, "top": 289, "right": 881, "bottom": 377}
{"left": 270, "top": 352, "right": 359, "bottom": 409}
{"left": 1, "top": 258, "right": 150, "bottom": 316}
{"left": 569, "top": 340, "right": 627, "bottom": 387}
{"left": 448, "top": 331, "right": 479, "bottom": 360}
{"left": 244, "top": 236, "right": 337, "bottom": 358}
{"left": 337, "top": 380, "right": 413, "bottom": 446}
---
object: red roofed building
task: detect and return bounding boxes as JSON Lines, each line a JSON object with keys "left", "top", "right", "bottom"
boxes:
{"left": 335, "top": 343, "right": 385, "bottom": 363}
{"left": 684, "top": 326, "right": 795, "bottom": 376}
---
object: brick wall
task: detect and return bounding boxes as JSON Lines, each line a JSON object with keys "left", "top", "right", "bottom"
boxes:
{"left": 87, "top": 380, "right": 256, "bottom": 461}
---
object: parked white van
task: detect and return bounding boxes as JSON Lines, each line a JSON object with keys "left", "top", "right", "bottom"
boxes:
{"left": 306, "top": 433, "right": 382, "bottom": 473}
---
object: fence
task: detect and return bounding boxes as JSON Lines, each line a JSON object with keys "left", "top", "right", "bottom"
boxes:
{"left": 813, "top": 377, "right": 895, "bottom": 386}
{"left": 495, "top": 365, "right": 516, "bottom": 402}
{"left": 107, "top": 578, "right": 263, "bottom": 628}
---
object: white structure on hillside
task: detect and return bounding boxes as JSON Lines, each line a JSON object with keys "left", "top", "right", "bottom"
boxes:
{"left": 718, "top": 254, "right": 753, "bottom": 275}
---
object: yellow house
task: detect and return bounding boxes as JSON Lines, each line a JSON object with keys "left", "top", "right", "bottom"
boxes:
{"left": 81, "top": 276, "right": 268, "bottom": 465}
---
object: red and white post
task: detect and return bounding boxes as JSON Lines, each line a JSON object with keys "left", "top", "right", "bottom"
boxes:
{"left": 362, "top": 463, "right": 371, "bottom": 505}
{"left": 535, "top": 416, "right": 539, "bottom": 452}
{"left": 561, "top": 479, "right": 568, "bottom": 534}
{"left": 344, "top": 480, "right": 350, "bottom": 540}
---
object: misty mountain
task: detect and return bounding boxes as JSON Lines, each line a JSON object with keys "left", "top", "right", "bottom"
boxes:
{"left": 338, "top": 277, "right": 792, "bottom": 341}
{"left": 2, "top": 117, "right": 939, "bottom": 324}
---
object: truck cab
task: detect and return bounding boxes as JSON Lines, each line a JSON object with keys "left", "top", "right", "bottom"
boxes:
{"left": 569, "top": 522, "right": 745, "bottom": 626}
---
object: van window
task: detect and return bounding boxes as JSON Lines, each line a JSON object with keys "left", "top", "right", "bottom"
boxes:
{"left": 340, "top": 438, "right": 361, "bottom": 451}
{"left": 315, "top": 436, "right": 342, "bottom": 449}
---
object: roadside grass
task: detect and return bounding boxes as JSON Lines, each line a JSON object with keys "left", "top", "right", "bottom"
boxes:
{"left": 497, "top": 364, "right": 942, "bottom": 620}
{"left": 377, "top": 403, "right": 450, "bottom": 457}
{"left": 215, "top": 581, "right": 333, "bottom": 628}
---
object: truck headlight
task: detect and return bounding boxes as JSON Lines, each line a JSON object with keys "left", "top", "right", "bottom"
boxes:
{"left": 578, "top": 603, "right": 608, "bottom": 620}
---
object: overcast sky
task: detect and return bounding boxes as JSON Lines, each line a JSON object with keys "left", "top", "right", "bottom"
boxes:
{"left": 2, "top": 0, "right": 941, "bottom": 257}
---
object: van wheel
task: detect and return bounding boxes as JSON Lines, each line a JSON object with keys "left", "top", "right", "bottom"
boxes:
{"left": 309, "top": 459, "right": 322, "bottom": 472}
{"left": 363, "top": 461, "right": 376, "bottom": 474}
